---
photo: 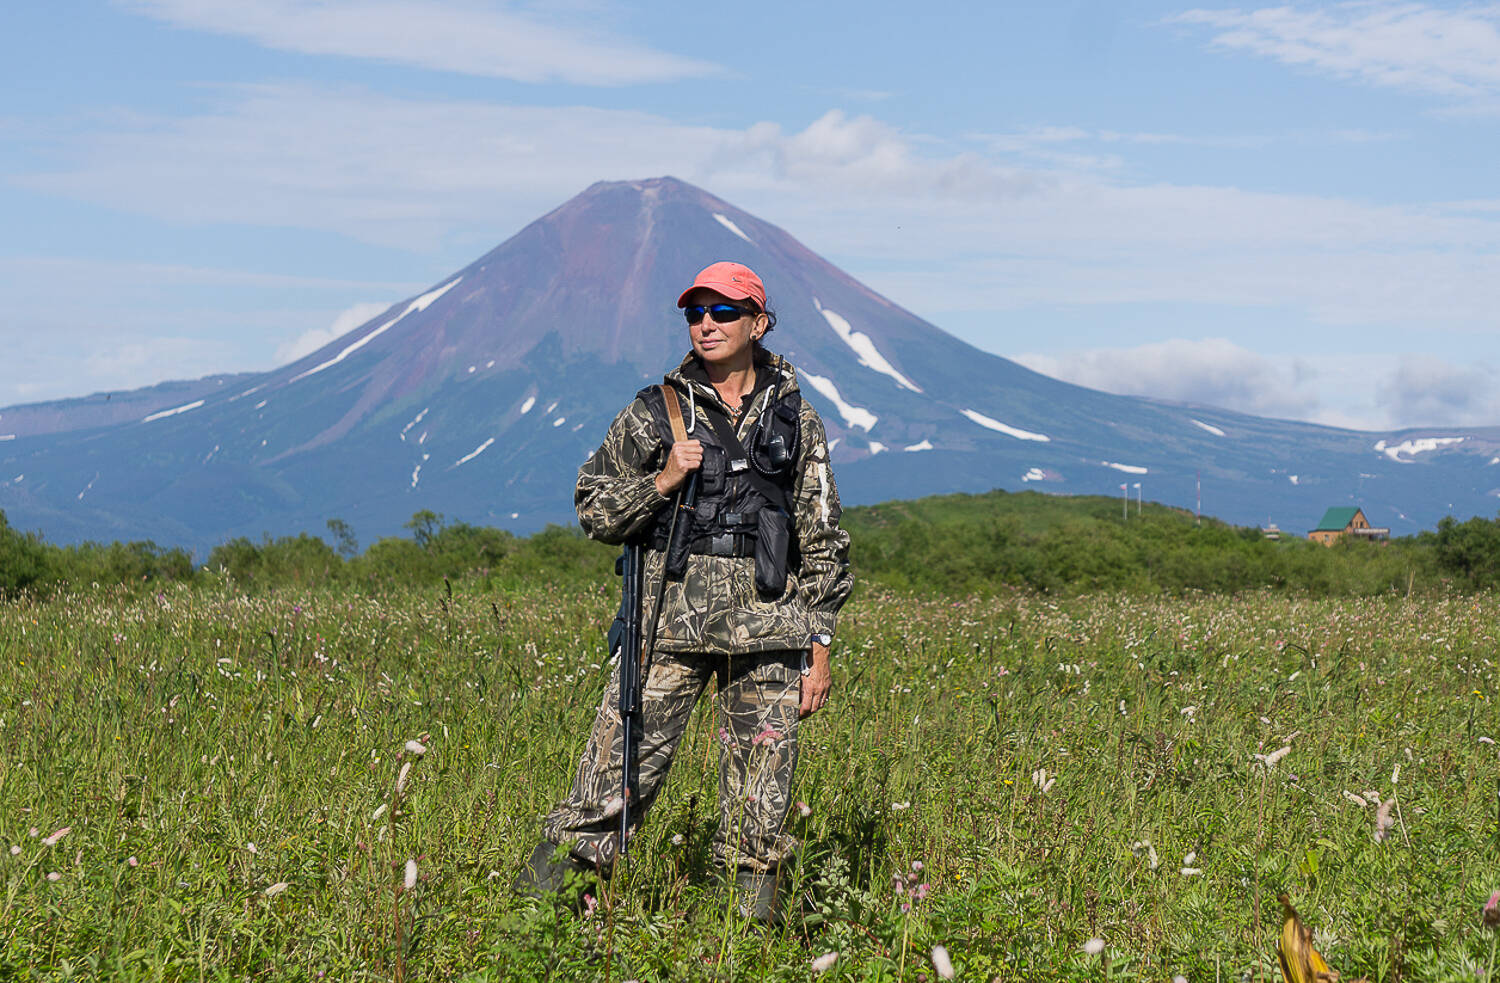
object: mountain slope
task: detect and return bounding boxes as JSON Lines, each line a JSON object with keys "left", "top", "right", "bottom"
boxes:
{"left": 3, "top": 177, "right": 1496, "bottom": 553}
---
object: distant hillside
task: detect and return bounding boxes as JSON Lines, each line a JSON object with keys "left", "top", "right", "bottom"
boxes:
{"left": 842, "top": 489, "right": 1433, "bottom": 596}
{"left": 7, "top": 488, "right": 1487, "bottom": 598}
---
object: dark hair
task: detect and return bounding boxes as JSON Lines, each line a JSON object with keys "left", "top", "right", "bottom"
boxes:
{"left": 752, "top": 299, "right": 777, "bottom": 334}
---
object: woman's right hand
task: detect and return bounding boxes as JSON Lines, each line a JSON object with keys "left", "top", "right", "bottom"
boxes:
{"left": 655, "top": 440, "right": 703, "bottom": 496}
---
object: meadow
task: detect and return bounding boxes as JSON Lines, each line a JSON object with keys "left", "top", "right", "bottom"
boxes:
{"left": 1, "top": 577, "right": 1497, "bottom": 981}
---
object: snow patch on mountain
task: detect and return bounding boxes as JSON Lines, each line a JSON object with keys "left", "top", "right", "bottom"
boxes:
{"left": 961, "top": 409, "right": 1051, "bottom": 442}
{"left": 553, "top": 417, "right": 566, "bottom": 427}
{"left": 77, "top": 472, "right": 98, "bottom": 501}
{"left": 1103, "top": 461, "right": 1148, "bottom": 474}
{"left": 291, "top": 276, "right": 461, "bottom": 383}
{"left": 802, "top": 372, "right": 877, "bottom": 431}
{"left": 230, "top": 385, "right": 263, "bottom": 402}
{"left": 813, "top": 299, "right": 921, "bottom": 392}
{"left": 1190, "top": 419, "right": 1226, "bottom": 437}
{"left": 142, "top": 399, "right": 205, "bottom": 423}
{"left": 455, "top": 437, "right": 494, "bottom": 467}
{"left": 1373, "top": 436, "right": 1464, "bottom": 462}
{"left": 904, "top": 439, "right": 933, "bottom": 452}
{"left": 520, "top": 396, "right": 536, "bottom": 414}
{"left": 713, "top": 213, "right": 754, "bottom": 244}
{"left": 253, "top": 400, "right": 267, "bottom": 410}
{"left": 400, "top": 407, "right": 429, "bottom": 441}
{"left": 203, "top": 444, "right": 220, "bottom": 464}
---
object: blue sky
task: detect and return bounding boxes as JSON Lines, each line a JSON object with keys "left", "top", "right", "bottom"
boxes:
{"left": 4, "top": 0, "right": 1500, "bottom": 431}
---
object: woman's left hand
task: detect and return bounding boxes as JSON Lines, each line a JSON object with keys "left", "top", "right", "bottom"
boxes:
{"left": 799, "top": 641, "right": 832, "bottom": 719}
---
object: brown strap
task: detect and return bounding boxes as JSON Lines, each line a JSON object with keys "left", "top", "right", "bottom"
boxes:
{"left": 659, "top": 384, "right": 688, "bottom": 443}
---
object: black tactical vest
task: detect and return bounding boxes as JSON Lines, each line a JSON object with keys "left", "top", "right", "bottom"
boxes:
{"left": 638, "top": 379, "right": 801, "bottom": 560}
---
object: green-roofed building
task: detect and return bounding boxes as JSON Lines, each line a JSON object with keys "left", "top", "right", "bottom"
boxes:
{"left": 1309, "top": 507, "right": 1389, "bottom": 546}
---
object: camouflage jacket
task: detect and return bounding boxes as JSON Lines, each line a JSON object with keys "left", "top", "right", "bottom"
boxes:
{"left": 576, "top": 348, "right": 852, "bottom": 655}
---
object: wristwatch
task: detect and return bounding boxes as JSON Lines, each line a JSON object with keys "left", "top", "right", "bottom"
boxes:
{"left": 810, "top": 632, "right": 833, "bottom": 648}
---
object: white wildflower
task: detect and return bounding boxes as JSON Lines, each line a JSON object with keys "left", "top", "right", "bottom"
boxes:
{"left": 1183, "top": 851, "right": 1196, "bottom": 865}
{"left": 372, "top": 804, "right": 388, "bottom": 821}
{"left": 1374, "top": 798, "right": 1395, "bottom": 842}
{"left": 1253, "top": 745, "right": 1292, "bottom": 770}
{"left": 670, "top": 834, "right": 684, "bottom": 846}
{"left": 1181, "top": 867, "right": 1203, "bottom": 876}
{"left": 891, "top": 801, "right": 911, "bottom": 812}
{"left": 932, "top": 944, "right": 954, "bottom": 979}
{"left": 1031, "top": 768, "right": 1056, "bottom": 793}
{"left": 1131, "top": 839, "right": 1159, "bottom": 870}
{"left": 46, "top": 871, "right": 60, "bottom": 882}
{"left": 1083, "top": 937, "right": 1106, "bottom": 956}
{"left": 396, "top": 761, "right": 412, "bottom": 797}
{"left": 127, "top": 856, "right": 138, "bottom": 867}
{"left": 8, "top": 845, "right": 19, "bottom": 856}
{"left": 798, "top": 801, "right": 812, "bottom": 817}
{"left": 404, "top": 858, "right": 418, "bottom": 891}
{"left": 247, "top": 842, "right": 258, "bottom": 855}
{"left": 1342, "top": 791, "right": 1368, "bottom": 808}
{"left": 811, "top": 952, "right": 838, "bottom": 973}
{"left": 265, "top": 882, "right": 289, "bottom": 896}
{"left": 1391, "top": 762, "right": 1400, "bottom": 785}
{"left": 405, "top": 740, "right": 427, "bottom": 756}
{"left": 42, "top": 827, "right": 71, "bottom": 847}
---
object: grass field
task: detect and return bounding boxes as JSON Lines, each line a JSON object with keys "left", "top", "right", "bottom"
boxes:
{"left": 2, "top": 579, "right": 1497, "bottom": 981}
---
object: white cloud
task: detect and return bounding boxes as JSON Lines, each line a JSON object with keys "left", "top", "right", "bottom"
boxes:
{"left": 275, "top": 301, "right": 393, "bottom": 364}
{"left": 1375, "top": 354, "right": 1500, "bottom": 426}
{"left": 1014, "top": 338, "right": 1324, "bottom": 422}
{"left": 14, "top": 91, "right": 1043, "bottom": 248}
{"left": 115, "top": 0, "right": 719, "bottom": 86}
{"left": 1172, "top": 3, "right": 1500, "bottom": 103}
{"left": 1014, "top": 342, "right": 1500, "bottom": 430}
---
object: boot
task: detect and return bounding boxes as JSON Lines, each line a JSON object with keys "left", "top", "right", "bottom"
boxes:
{"left": 733, "top": 869, "right": 783, "bottom": 925}
{"left": 513, "top": 841, "right": 596, "bottom": 910}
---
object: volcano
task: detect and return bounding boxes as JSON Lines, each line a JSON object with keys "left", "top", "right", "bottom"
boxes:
{"left": 3, "top": 177, "right": 1497, "bottom": 553}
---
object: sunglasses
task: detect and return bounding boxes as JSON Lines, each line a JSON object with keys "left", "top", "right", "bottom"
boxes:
{"left": 684, "top": 304, "right": 753, "bottom": 325}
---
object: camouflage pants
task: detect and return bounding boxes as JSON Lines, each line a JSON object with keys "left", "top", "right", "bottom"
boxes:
{"left": 541, "top": 648, "right": 803, "bottom": 874}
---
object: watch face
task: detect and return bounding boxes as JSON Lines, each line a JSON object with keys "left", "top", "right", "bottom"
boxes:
{"left": 812, "top": 633, "right": 832, "bottom": 647}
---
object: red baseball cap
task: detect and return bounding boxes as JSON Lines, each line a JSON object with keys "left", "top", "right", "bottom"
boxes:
{"left": 676, "top": 261, "right": 766, "bottom": 310}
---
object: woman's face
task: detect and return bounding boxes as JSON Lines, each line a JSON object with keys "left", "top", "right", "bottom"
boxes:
{"left": 683, "top": 288, "right": 768, "bottom": 369}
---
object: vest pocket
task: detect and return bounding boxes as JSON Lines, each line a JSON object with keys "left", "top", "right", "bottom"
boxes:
{"left": 754, "top": 507, "right": 793, "bottom": 597}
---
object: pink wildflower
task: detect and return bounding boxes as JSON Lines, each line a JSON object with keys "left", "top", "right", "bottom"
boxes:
{"left": 1484, "top": 889, "right": 1500, "bottom": 928}
{"left": 752, "top": 726, "right": 782, "bottom": 747}
{"left": 41, "top": 827, "right": 71, "bottom": 847}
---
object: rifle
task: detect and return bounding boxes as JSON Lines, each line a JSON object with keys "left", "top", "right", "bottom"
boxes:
{"left": 611, "top": 469, "right": 699, "bottom": 863}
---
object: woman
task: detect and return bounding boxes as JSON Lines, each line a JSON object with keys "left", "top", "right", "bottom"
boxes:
{"left": 518, "top": 261, "right": 852, "bottom": 922}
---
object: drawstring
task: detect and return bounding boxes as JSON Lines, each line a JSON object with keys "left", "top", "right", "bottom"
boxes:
{"left": 685, "top": 384, "right": 698, "bottom": 434}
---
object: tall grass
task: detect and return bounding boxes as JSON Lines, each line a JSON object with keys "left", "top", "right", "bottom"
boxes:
{"left": 1, "top": 579, "right": 1497, "bottom": 980}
